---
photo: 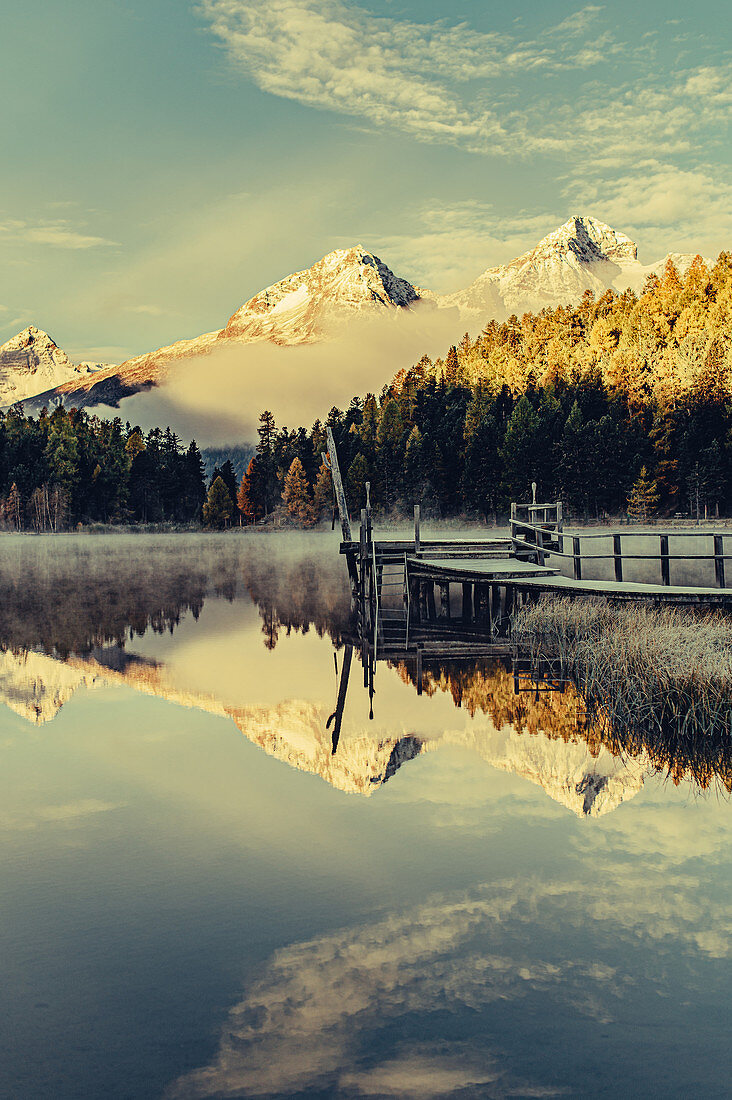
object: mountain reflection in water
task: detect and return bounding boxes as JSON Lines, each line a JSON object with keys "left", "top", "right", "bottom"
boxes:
{"left": 0, "top": 533, "right": 730, "bottom": 1100}
{"left": 0, "top": 532, "right": 728, "bottom": 813}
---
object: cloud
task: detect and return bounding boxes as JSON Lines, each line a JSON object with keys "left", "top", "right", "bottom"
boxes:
{"left": 165, "top": 881, "right": 599, "bottom": 1098}
{"left": 167, "top": 858, "right": 730, "bottom": 1099}
{"left": 196, "top": 2, "right": 637, "bottom": 156}
{"left": 112, "top": 303, "right": 463, "bottom": 445}
{"left": 0, "top": 798, "right": 125, "bottom": 831}
{"left": 196, "top": 1, "right": 727, "bottom": 172}
{"left": 0, "top": 218, "right": 118, "bottom": 250}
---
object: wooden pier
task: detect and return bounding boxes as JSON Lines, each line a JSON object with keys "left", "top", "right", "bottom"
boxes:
{"left": 324, "top": 429, "right": 732, "bottom": 677}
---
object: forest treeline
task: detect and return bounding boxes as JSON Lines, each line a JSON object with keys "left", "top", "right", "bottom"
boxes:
{"left": 239, "top": 251, "right": 732, "bottom": 524}
{"left": 2, "top": 252, "right": 731, "bottom": 530}
{"left": 0, "top": 406, "right": 209, "bottom": 530}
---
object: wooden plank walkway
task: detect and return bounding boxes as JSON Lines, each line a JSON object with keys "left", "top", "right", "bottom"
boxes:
{"left": 516, "top": 574, "right": 732, "bottom": 605}
{"left": 405, "top": 556, "right": 560, "bottom": 582}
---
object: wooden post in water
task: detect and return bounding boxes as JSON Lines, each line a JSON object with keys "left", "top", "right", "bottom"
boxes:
{"left": 416, "top": 646, "right": 423, "bottom": 696}
{"left": 714, "top": 535, "right": 726, "bottom": 589}
{"left": 660, "top": 534, "right": 670, "bottom": 586}
{"left": 573, "top": 537, "right": 582, "bottom": 581}
{"left": 439, "top": 583, "right": 450, "bottom": 619}
{"left": 426, "top": 581, "right": 437, "bottom": 621}
{"left": 462, "top": 582, "right": 473, "bottom": 622}
{"left": 414, "top": 504, "right": 421, "bottom": 554}
{"left": 613, "top": 534, "right": 623, "bottom": 583}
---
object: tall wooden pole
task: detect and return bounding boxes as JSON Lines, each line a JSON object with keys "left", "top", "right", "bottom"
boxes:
{"left": 326, "top": 426, "right": 352, "bottom": 542}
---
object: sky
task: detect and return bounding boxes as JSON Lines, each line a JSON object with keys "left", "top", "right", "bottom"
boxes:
{"left": 1, "top": 0, "right": 730, "bottom": 362}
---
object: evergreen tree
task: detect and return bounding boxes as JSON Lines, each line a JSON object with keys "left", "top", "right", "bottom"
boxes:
{"left": 219, "top": 459, "right": 239, "bottom": 513}
{"left": 181, "top": 440, "right": 207, "bottom": 521}
{"left": 501, "top": 395, "right": 541, "bottom": 504}
{"left": 312, "top": 461, "right": 333, "bottom": 520}
{"left": 627, "top": 466, "right": 660, "bottom": 521}
{"left": 282, "top": 457, "right": 315, "bottom": 526}
{"left": 463, "top": 412, "right": 500, "bottom": 521}
{"left": 203, "top": 476, "right": 234, "bottom": 529}
{"left": 377, "top": 399, "right": 404, "bottom": 508}
{"left": 346, "top": 453, "right": 368, "bottom": 515}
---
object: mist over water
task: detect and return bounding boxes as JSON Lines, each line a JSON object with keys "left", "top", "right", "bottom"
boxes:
{"left": 0, "top": 530, "right": 729, "bottom": 1099}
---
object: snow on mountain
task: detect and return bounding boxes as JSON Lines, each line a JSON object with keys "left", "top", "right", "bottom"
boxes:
{"left": 24, "top": 218, "right": 707, "bottom": 411}
{"left": 444, "top": 723, "right": 646, "bottom": 817}
{"left": 221, "top": 246, "right": 424, "bottom": 344}
{"left": 29, "top": 247, "right": 427, "bottom": 410}
{"left": 440, "top": 215, "right": 700, "bottom": 322}
{"left": 0, "top": 648, "right": 101, "bottom": 725}
{"left": 0, "top": 326, "right": 99, "bottom": 406}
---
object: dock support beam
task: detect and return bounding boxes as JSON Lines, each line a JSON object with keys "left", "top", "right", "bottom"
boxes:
{"left": 715, "top": 535, "right": 726, "bottom": 589}
{"left": 573, "top": 537, "right": 582, "bottom": 581}
{"left": 462, "top": 582, "right": 473, "bottom": 622}
{"left": 613, "top": 534, "right": 623, "bottom": 583}
{"left": 660, "top": 534, "right": 670, "bottom": 586}
{"left": 438, "top": 583, "right": 450, "bottom": 619}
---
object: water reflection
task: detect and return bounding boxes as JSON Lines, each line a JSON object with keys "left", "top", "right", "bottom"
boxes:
{"left": 0, "top": 533, "right": 730, "bottom": 810}
{"left": 1, "top": 533, "right": 731, "bottom": 1100}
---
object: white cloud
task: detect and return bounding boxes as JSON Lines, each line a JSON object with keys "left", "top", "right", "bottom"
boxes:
{"left": 0, "top": 218, "right": 118, "bottom": 250}
{"left": 167, "top": 860, "right": 730, "bottom": 1099}
{"left": 196, "top": 1, "right": 729, "bottom": 170}
{"left": 196, "top": 2, "right": 644, "bottom": 156}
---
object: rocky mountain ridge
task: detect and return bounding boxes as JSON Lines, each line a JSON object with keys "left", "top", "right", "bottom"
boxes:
{"left": 13, "top": 217, "right": 705, "bottom": 410}
{"left": 0, "top": 326, "right": 102, "bottom": 407}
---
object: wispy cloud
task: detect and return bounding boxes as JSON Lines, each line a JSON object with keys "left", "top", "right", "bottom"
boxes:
{"left": 196, "top": 1, "right": 728, "bottom": 170}
{"left": 0, "top": 218, "right": 118, "bottom": 250}
{"left": 196, "top": 2, "right": 630, "bottom": 154}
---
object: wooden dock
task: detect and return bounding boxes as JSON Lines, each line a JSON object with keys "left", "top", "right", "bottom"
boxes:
{"left": 322, "top": 428, "right": 732, "bottom": 675}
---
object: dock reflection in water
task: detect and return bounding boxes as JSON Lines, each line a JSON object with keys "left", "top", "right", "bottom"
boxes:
{"left": 0, "top": 532, "right": 729, "bottom": 1099}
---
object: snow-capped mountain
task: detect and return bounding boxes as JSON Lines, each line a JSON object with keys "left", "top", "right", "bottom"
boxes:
{"left": 26, "top": 246, "right": 428, "bottom": 409}
{"left": 440, "top": 215, "right": 699, "bottom": 321}
{"left": 21, "top": 217, "right": 705, "bottom": 411}
{"left": 221, "top": 245, "right": 424, "bottom": 343}
{"left": 0, "top": 326, "right": 99, "bottom": 406}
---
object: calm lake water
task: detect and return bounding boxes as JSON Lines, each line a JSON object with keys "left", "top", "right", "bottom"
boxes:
{"left": 0, "top": 532, "right": 730, "bottom": 1099}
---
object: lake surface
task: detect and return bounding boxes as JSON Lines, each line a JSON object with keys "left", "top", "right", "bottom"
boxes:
{"left": 0, "top": 532, "right": 729, "bottom": 1099}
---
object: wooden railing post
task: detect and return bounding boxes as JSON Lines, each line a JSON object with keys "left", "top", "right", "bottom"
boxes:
{"left": 414, "top": 504, "right": 420, "bottom": 554}
{"left": 714, "top": 535, "right": 726, "bottom": 589}
{"left": 510, "top": 502, "right": 517, "bottom": 540}
{"left": 613, "top": 534, "right": 623, "bottom": 583}
{"left": 660, "top": 534, "right": 670, "bottom": 586}
{"left": 573, "top": 536, "right": 582, "bottom": 581}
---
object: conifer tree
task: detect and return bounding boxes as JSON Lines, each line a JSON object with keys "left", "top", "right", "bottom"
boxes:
{"left": 627, "top": 466, "right": 659, "bottom": 521}
{"left": 346, "top": 453, "right": 368, "bottom": 516}
{"left": 282, "top": 457, "right": 314, "bottom": 526}
{"left": 237, "top": 459, "right": 259, "bottom": 524}
{"left": 312, "top": 461, "right": 333, "bottom": 520}
{"left": 203, "top": 476, "right": 233, "bottom": 529}
{"left": 501, "top": 395, "right": 541, "bottom": 504}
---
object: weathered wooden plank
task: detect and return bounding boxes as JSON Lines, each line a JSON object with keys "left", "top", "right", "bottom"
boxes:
{"left": 326, "top": 426, "right": 352, "bottom": 542}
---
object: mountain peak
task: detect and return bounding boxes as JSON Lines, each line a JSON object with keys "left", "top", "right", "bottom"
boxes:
{"left": 0, "top": 325, "right": 95, "bottom": 407}
{"left": 1, "top": 325, "right": 66, "bottom": 355}
{"left": 531, "top": 215, "right": 638, "bottom": 265}
{"left": 220, "top": 244, "right": 422, "bottom": 343}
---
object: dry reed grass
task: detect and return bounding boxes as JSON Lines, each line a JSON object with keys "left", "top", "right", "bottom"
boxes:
{"left": 513, "top": 597, "right": 732, "bottom": 791}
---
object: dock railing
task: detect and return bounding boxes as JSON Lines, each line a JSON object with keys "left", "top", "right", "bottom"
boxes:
{"left": 512, "top": 516, "right": 732, "bottom": 589}
{"left": 511, "top": 501, "right": 563, "bottom": 566}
